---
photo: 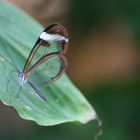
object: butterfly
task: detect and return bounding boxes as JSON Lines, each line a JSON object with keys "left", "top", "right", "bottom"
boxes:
{"left": 4, "top": 23, "right": 68, "bottom": 101}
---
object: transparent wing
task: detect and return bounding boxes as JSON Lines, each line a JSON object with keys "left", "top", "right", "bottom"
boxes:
{"left": 27, "top": 53, "right": 67, "bottom": 87}
{"left": 23, "top": 23, "right": 68, "bottom": 73}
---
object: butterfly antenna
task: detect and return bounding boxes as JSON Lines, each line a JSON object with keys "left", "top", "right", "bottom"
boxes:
{"left": 0, "top": 54, "right": 18, "bottom": 71}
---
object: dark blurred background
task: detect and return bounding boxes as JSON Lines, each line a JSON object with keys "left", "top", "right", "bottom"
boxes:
{"left": 1, "top": 0, "right": 140, "bottom": 140}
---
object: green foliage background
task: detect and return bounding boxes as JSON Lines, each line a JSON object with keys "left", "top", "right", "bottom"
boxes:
{"left": 0, "top": 0, "right": 140, "bottom": 140}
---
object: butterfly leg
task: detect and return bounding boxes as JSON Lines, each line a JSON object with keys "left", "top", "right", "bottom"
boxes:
{"left": 6, "top": 70, "right": 23, "bottom": 99}
{"left": 6, "top": 70, "right": 17, "bottom": 93}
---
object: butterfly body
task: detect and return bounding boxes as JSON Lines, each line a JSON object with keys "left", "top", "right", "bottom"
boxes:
{"left": 17, "top": 72, "right": 27, "bottom": 85}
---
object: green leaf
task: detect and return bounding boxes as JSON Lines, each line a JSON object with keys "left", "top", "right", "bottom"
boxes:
{"left": 0, "top": 0, "right": 98, "bottom": 126}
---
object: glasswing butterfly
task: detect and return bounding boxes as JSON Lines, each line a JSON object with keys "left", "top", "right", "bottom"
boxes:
{"left": 4, "top": 23, "right": 68, "bottom": 100}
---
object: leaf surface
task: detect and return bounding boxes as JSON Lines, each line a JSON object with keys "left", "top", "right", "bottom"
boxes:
{"left": 0, "top": 0, "right": 97, "bottom": 126}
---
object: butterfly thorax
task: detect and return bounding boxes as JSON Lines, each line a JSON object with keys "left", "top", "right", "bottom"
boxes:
{"left": 17, "top": 72, "right": 27, "bottom": 85}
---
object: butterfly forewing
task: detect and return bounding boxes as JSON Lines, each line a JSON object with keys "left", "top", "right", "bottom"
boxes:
{"left": 27, "top": 54, "right": 67, "bottom": 87}
{"left": 23, "top": 24, "right": 68, "bottom": 73}
{"left": 41, "top": 23, "right": 68, "bottom": 54}
{"left": 44, "top": 23, "right": 68, "bottom": 42}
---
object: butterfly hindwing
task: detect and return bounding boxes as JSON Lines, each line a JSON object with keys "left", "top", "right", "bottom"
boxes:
{"left": 27, "top": 53, "right": 67, "bottom": 87}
